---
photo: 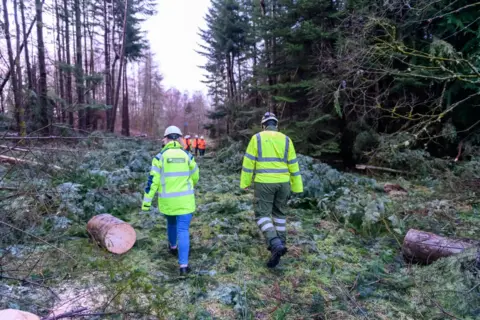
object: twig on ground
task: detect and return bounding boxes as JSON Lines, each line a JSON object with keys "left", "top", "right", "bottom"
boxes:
{"left": 0, "top": 275, "right": 60, "bottom": 300}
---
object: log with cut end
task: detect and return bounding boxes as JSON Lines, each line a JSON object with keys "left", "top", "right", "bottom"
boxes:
{"left": 402, "top": 229, "right": 479, "bottom": 264}
{"left": 0, "top": 309, "right": 40, "bottom": 320}
{"left": 87, "top": 214, "right": 136, "bottom": 254}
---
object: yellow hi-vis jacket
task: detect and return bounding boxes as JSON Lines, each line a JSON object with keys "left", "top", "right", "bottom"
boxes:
{"left": 142, "top": 141, "right": 199, "bottom": 215}
{"left": 240, "top": 128, "right": 304, "bottom": 193}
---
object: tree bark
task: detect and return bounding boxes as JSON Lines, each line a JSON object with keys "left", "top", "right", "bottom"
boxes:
{"left": 64, "top": 0, "right": 74, "bottom": 126}
{"left": 36, "top": 0, "right": 49, "bottom": 134}
{"left": 121, "top": 60, "right": 130, "bottom": 136}
{"left": 87, "top": 214, "right": 136, "bottom": 254}
{"left": 103, "top": 0, "right": 112, "bottom": 131}
{"left": 74, "top": 0, "right": 85, "bottom": 130}
{"left": 402, "top": 229, "right": 479, "bottom": 264}
{"left": 55, "top": 0, "right": 66, "bottom": 123}
{"left": 20, "top": 0, "right": 33, "bottom": 91}
{"left": 0, "top": 1, "right": 38, "bottom": 96}
{"left": 112, "top": 0, "right": 129, "bottom": 133}
{"left": 83, "top": 0, "right": 91, "bottom": 130}
{"left": 3, "top": 0, "right": 26, "bottom": 137}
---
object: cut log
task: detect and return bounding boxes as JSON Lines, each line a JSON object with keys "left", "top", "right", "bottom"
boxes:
{"left": 402, "top": 229, "right": 479, "bottom": 264}
{"left": 87, "top": 214, "right": 136, "bottom": 254}
{"left": 0, "top": 309, "right": 40, "bottom": 320}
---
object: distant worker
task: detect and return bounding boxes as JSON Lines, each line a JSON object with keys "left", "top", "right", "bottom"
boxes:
{"left": 240, "top": 112, "right": 303, "bottom": 268}
{"left": 192, "top": 135, "right": 200, "bottom": 157}
{"left": 142, "top": 125, "right": 199, "bottom": 276}
{"left": 185, "top": 135, "right": 192, "bottom": 152}
{"left": 198, "top": 136, "right": 206, "bottom": 156}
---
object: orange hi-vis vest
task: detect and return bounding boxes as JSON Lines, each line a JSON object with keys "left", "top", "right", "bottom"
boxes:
{"left": 185, "top": 138, "right": 191, "bottom": 149}
{"left": 198, "top": 139, "right": 206, "bottom": 150}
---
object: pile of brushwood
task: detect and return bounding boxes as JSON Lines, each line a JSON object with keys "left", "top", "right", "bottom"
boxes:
{"left": 0, "top": 132, "right": 479, "bottom": 319}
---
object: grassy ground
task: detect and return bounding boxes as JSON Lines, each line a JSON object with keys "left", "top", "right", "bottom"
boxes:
{"left": 1, "top": 136, "right": 479, "bottom": 319}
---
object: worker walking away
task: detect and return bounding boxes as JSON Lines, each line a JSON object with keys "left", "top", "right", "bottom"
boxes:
{"left": 193, "top": 135, "right": 199, "bottom": 157}
{"left": 142, "top": 125, "right": 200, "bottom": 276}
{"left": 185, "top": 135, "right": 192, "bottom": 152}
{"left": 198, "top": 136, "right": 206, "bottom": 156}
{"left": 240, "top": 112, "right": 303, "bottom": 268}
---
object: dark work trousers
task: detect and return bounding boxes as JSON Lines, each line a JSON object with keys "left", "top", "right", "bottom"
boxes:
{"left": 254, "top": 182, "right": 290, "bottom": 247}
{"left": 199, "top": 149, "right": 205, "bottom": 156}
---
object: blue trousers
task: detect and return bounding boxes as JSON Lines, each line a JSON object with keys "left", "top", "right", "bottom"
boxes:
{"left": 166, "top": 213, "right": 193, "bottom": 266}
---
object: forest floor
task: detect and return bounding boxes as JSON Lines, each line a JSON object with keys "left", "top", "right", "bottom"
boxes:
{"left": 0, "top": 134, "right": 480, "bottom": 320}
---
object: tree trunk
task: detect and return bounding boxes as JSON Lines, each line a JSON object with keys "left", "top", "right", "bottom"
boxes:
{"left": 36, "top": 0, "right": 49, "bottom": 134}
{"left": 0, "top": 309, "right": 40, "bottom": 320}
{"left": 103, "top": 0, "right": 112, "bottom": 131}
{"left": 55, "top": 0, "right": 65, "bottom": 123}
{"left": 13, "top": 0, "right": 23, "bottom": 107}
{"left": 74, "top": 0, "right": 85, "bottom": 130}
{"left": 112, "top": 0, "right": 129, "bottom": 133}
{"left": 3, "top": 0, "right": 25, "bottom": 137}
{"left": 83, "top": 0, "right": 91, "bottom": 130}
{"left": 402, "top": 229, "right": 479, "bottom": 264}
{"left": 86, "top": 214, "right": 136, "bottom": 254}
{"left": 64, "top": 0, "right": 74, "bottom": 126}
{"left": 20, "top": 0, "right": 33, "bottom": 91}
{"left": 121, "top": 61, "right": 130, "bottom": 136}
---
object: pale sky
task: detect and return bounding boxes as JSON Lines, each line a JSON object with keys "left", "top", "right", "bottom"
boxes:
{"left": 144, "top": 0, "right": 211, "bottom": 94}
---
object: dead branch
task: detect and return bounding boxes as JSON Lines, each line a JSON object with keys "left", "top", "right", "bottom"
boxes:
{"left": 0, "top": 275, "right": 60, "bottom": 300}
{"left": 0, "top": 155, "right": 62, "bottom": 170}
{"left": 355, "top": 164, "right": 407, "bottom": 174}
{"left": 0, "top": 220, "right": 77, "bottom": 263}
{"left": 0, "top": 145, "right": 29, "bottom": 152}
{"left": 41, "top": 308, "right": 88, "bottom": 320}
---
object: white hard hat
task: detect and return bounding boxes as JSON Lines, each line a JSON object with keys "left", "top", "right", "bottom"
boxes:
{"left": 185, "top": 135, "right": 190, "bottom": 139}
{"left": 261, "top": 112, "right": 278, "bottom": 125}
{"left": 195, "top": 135, "right": 199, "bottom": 138}
{"left": 200, "top": 136, "right": 204, "bottom": 139}
{"left": 164, "top": 125, "right": 182, "bottom": 137}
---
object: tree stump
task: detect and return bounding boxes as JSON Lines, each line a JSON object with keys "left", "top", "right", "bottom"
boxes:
{"left": 87, "top": 214, "right": 136, "bottom": 254}
{"left": 402, "top": 229, "right": 478, "bottom": 264}
{"left": 0, "top": 309, "right": 40, "bottom": 320}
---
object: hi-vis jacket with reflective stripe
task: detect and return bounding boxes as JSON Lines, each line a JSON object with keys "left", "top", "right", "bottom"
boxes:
{"left": 142, "top": 141, "right": 199, "bottom": 215}
{"left": 240, "top": 127, "right": 304, "bottom": 193}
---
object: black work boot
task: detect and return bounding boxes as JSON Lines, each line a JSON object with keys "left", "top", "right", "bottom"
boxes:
{"left": 168, "top": 245, "right": 178, "bottom": 256}
{"left": 266, "top": 238, "right": 287, "bottom": 268}
{"left": 179, "top": 266, "right": 191, "bottom": 276}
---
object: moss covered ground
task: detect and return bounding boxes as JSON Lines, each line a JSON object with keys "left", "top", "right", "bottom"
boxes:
{"left": 1, "top": 136, "right": 480, "bottom": 319}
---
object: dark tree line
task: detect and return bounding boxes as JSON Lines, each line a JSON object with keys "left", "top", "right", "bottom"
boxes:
{"left": 200, "top": 0, "right": 480, "bottom": 167}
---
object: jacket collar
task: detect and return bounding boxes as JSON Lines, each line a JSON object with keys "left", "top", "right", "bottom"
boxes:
{"left": 162, "top": 140, "right": 183, "bottom": 152}
{"left": 265, "top": 125, "right": 278, "bottom": 132}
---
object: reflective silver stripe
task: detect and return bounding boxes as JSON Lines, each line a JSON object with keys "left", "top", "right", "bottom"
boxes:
{"left": 256, "top": 169, "right": 289, "bottom": 173}
{"left": 151, "top": 166, "right": 161, "bottom": 174}
{"left": 273, "top": 218, "right": 286, "bottom": 224}
{"left": 258, "top": 157, "right": 284, "bottom": 162}
{"left": 245, "top": 153, "right": 257, "bottom": 161}
{"left": 284, "top": 136, "right": 289, "bottom": 162}
{"left": 190, "top": 165, "right": 198, "bottom": 175}
{"left": 291, "top": 171, "right": 301, "bottom": 176}
{"left": 163, "top": 171, "right": 190, "bottom": 177}
{"left": 261, "top": 223, "right": 274, "bottom": 231}
{"left": 159, "top": 190, "right": 194, "bottom": 198}
{"left": 257, "top": 217, "right": 272, "bottom": 226}
{"left": 256, "top": 134, "right": 262, "bottom": 158}
{"left": 143, "top": 196, "right": 152, "bottom": 203}
{"left": 275, "top": 226, "right": 286, "bottom": 231}
{"left": 242, "top": 167, "right": 254, "bottom": 173}
{"left": 288, "top": 158, "right": 298, "bottom": 165}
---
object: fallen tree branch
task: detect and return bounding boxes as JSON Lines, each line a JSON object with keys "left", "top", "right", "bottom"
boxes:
{"left": 0, "top": 145, "right": 29, "bottom": 152}
{"left": 0, "top": 275, "right": 60, "bottom": 300}
{"left": 0, "top": 220, "right": 77, "bottom": 263}
{"left": 0, "top": 155, "right": 62, "bottom": 170}
{"left": 356, "top": 164, "right": 407, "bottom": 174}
{"left": 41, "top": 308, "right": 88, "bottom": 320}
